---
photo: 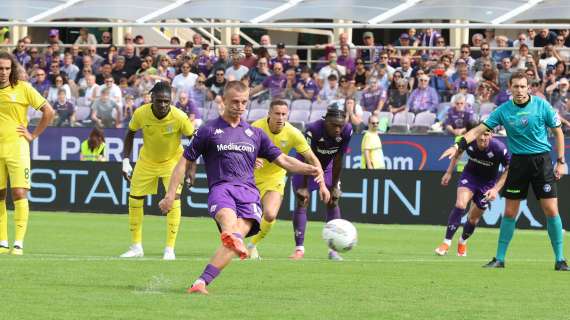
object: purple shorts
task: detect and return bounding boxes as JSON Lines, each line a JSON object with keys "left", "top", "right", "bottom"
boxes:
{"left": 458, "top": 173, "right": 496, "bottom": 210}
{"left": 207, "top": 183, "right": 262, "bottom": 237}
{"left": 291, "top": 170, "right": 334, "bottom": 192}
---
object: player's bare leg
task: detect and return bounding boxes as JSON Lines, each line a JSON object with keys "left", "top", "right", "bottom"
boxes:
{"left": 0, "top": 189, "right": 8, "bottom": 254}
{"left": 435, "top": 187, "right": 473, "bottom": 256}
{"left": 457, "top": 203, "right": 484, "bottom": 257}
{"left": 248, "top": 191, "right": 282, "bottom": 259}
{"left": 189, "top": 209, "right": 253, "bottom": 294}
{"left": 290, "top": 188, "right": 309, "bottom": 260}
{"left": 8, "top": 188, "right": 28, "bottom": 255}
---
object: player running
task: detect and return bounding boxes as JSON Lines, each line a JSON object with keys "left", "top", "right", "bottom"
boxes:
{"left": 159, "top": 81, "right": 324, "bottom": 295}
{"left": 120, "top": 82, "right": 194, "bottom": 260}
{"left": 0, "top": 52, "right": 54, "bottom": 255}
{"left": 435, "top": 130, "right": 510, "bottom": 256}
{"left": 440, "top": 71, "right": 569, "bottom": 271}
{"left": 290, "top": 106, "right": 353, "bottom": 261}
{"left": 246, "top": 100, "right": 330, "bottom": 259}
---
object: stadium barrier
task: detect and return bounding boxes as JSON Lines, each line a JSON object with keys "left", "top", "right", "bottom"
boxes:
{"left": 33, "top": 127, "right": 570, "bottom": 171}
{"left": 23, "top": 161, "right": 570, "bottom": 230}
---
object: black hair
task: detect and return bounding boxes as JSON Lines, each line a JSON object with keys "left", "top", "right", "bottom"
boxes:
{"left": 324, "top": 103, "right": 346, "bottom": 121}
{"left": 149, "top": 81, "right": 172, "bottom": 96}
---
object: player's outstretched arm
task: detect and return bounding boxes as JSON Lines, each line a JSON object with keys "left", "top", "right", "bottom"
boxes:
{"left": 121, "top": 130, "right": 136, "bottom": 182}
{"left": 439, "top": 124, "right": 488, "bottom": 160}
{"left": 17, "top": 103, "right": 55, "bottom": 142}
{"left": 274, "top": 154, "right": 323, "bottom": 183}
{"left": 441, "top": 150, "right": 463, "bottom": 186}
{"left": 159, "top": 156, "right": 191, "bottom": 214}
{"left": 299, "top": 149, "right": 331, "bottom": 203}
{"left": 552, "top": 126, "right": 565, "bottom": 180}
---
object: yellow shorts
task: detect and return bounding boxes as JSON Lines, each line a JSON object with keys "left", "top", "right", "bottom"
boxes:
{"left": 256, "top": 176, "right": 287, "bottom": 199}
{"left": 130, "top": 158, "right": 183, "bottom": 197}
{"left": 0, "top": 139, "right": 31, "bottom": 190}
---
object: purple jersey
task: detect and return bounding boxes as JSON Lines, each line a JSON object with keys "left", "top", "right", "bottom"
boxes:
{"left": 183, "top": 117, "right": 282, "bottom": 189}
{"left": 262, "top": 74, "right": 287, "bottom": 99}
{"left": 462, "top": 138, "right": 510, "bottom": 183}
{"left": 444, "top": 107, "right": 475, "bottom": 129}
{"left": 296, "top": 120, "right": 353, "bottom": 171}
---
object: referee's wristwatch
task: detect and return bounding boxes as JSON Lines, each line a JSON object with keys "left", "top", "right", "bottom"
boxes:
{"left": 557, "top": 157, "right": 566, "bottom": 165}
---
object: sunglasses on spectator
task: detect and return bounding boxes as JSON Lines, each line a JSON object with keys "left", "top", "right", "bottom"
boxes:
{"left": 419, "top": 79, "right": 429, "bottom": 82}
{"left": 370, "top": 122, "right": 379, "bottom": 125}
{"left": 36, "top": 73, "right": 45, "bottom": 76}
{"left": 340, "top": 80, "right": 347, "bottom": 83}
{"left": 380, "top": 56, "right": 388, "bottom": 59}
{"left": 84, "top": 70, "right": 92, "bottom": 73}
{"left": 461, "top": 50, "right": 469, "bottom": 54}
{"left": 30, "top": 51, "right": 38, "bottom": 54}
{"left": 105, "top": 80, "right": 114, "bottom": 83}
{"left": 557, "top": 38, "right": 565, "bottom": 42}
{"left": 124, "top": 38, "right": 133, "bottom": 41}
{"left": 481, "top": 48, "right": 489, "bottom": 51}
{"left": 216, "top": 73, "right": 224, "bottom": 76}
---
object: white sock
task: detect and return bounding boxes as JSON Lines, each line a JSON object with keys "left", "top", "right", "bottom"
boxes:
{"left": 13, "top": 240, "right": 23, "bottom": 248}
{"left": 132, "top": 243, "right": 143, "bottom": 250}
{"left": 459, "top": 237, "right": 467, "bottom": 244}
{"left": 443, "top": 239, "right": 452, "bottom": 246}
{"left": 194, "top": 278, "right": 206, "bottom": 286}
{"left": 164, "top": 246, "right": 174, "bottom": 253}
{"left": 0, "top": 240, "right": 8, "bottom": 247}
{"left": 295, "top": 246, "right": 305, "bottom": 252}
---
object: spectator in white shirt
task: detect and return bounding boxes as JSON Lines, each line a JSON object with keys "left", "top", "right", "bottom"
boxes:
{"left": 318, "top": 51, "right": 346, "bottom": 89}
{"left": 171, "top": 62, "right": 198, "bottom": 101}
{"left": 225, "top": 53, "right": 249, "bottom": 81}
{"left": 101, "top": 76, "right": 123, "bottom": 108}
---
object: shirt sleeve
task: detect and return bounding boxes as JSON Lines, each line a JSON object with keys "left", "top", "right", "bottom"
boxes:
{"left": 183, "top": 126, "right": 209, "bottom": 161}
{"left": 484, "top": 106, "right": 503, "bottom": 129}
{"left": 128, "top": 108, "right": 141, "bottom": 131}
{"left": 291, "top": 127, "right": 311, "bottom": 154}
{"left": 544, "top": 100, "right": 562, "bottom": 128}
{"left": 180, "top": 114, "right": 195, "bottom": 137}
{"left": 24, "top": 82, "right": 48, "bottom": 110}
{"left": 257, "top": 129, "right": 282, "bottom": 162}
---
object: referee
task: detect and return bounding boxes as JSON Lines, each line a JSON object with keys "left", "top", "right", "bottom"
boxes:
{"left": 440, "top": 71, "right": 568, "bottom": 271}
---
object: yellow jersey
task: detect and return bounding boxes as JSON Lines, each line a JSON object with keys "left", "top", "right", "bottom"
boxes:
{"left": 128, "top": 103, "right": 194, "bottom": 164}
{"left": 253, "top": 117, "right": 310, "bottom": 181}
{"left": 0, "top": 81, "right": 47, "bottom": 144}
{"left": 361, "top": 130, "right": 385, "bottom": 169}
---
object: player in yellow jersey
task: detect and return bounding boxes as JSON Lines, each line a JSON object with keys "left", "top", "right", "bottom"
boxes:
{"left": 0, "top": 52, "right": 54, "bottom": 255}
{"left": 247, "top": 100, "right": 330, "bottom": 259}
{"left": 120, "top": 82, "right": 194, "bottom": 260}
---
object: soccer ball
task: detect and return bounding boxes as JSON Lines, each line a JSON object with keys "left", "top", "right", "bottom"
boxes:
{"left": 322, "top": 219, "right": 357, "bottom": 252}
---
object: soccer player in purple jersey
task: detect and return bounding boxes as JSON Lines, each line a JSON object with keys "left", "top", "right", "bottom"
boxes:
{"left": 159, "top": 81, "right": 324, "bottom": 295}
{"left": 290, "top": 106, "right": 353, "bottom": 261}
{"left": 435, "top": 130, "right": 510, "bottom": 256}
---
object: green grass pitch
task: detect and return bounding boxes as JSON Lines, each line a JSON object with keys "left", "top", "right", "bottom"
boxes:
{"left": 0, "top": 211, "right": 567, "bottom": 319}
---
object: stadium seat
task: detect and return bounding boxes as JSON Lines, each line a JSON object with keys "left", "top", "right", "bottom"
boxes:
{"left": 377, "top": 111, "right": 394, "bottom": 126}
{"left": 411, "top": 111, "right": 436, "bottom": 134}
{"left": 291, "top": 99, "right": 312, "bottom": 111}
{"left": 289, "top": 109, "right": 310, "bottom": 123}
{"left": 309, "top": 108, "right": 326, "bottom": 122}
{"left": 247, "top": 109, "right": 268, "bottom": 122}
{"left": 389, "top": 112, "right": 415, "bottom": 133}
{"left": 361, "top": 111, "right": 372, "bottom": 125}
{"left": 436, "top": 102, "right": 451, "bottom": 121}
{"left": 75, "top": 106, "right": 91, "bottom": 121}
{"left": 250, "top": 99, "right": 270, "bottom": 110}
{"left": 311, "top": 100, "right": 328, "bottom": 111}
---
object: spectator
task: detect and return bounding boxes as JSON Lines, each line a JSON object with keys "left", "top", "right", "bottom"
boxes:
{"left": 80, "top": 128, "right": 107, "bottom": 161}
{"left": 474, "top": 59, "right": 495, "bottom": 83}
{"left": 225, "top": 53, "right": 249, "bottom": 81}
{"left": 122, "top": 32, "right": 134, "bottom": 46}
{"left": 471, "top": 33, "right": 484, "bottom": 59}
{"left": 47, "top": 29, "right": 63, "bottom": 45}
{"left": 513, "top": 32, "right": 532, "bottom": 48}
{"left": 430, "top": 36, "right": 448, "bottom": 60}
{"left": 444, "top": 94, "right": 475, "bottom": 136}
{"left": 318, "top": 74, "right": 339, "bottom": 103}
{"left": 294, "top": 67, "right": 319, "bottom": 101}
{"left": 122, "top": 95, "right": 135, "bottom": 128}
{"left": 252, "top": 62, "right": 287, "bottom": 100}
{"left": 561, "top": 29, "right": 570, "bottom": 47}
{"left": 483, "top": 29, "right": 497, "bottom": 47}
{"left": 84, "top": 46, "right": 105, "bottom": 75}
{"left": 61, "top": 53, "right": 80, "bottom": 82}
{"left": 387, "top": 79, "right": 409, "bottom": 114}
{"left": 204, "top": 67, "right": 227, "bottom": 100}
{"left": 196, "top": 44, "right": 215, "bottom": 76}
{"left": 527, "top": 29, "right": 537, "bottom": 45}
{"left": 318, "top": 51, "right": 346, "bottom": 89}
{"left": 554, "top": 35, "right": 570, "bottom": 61}
{"left": 26, "top": 47, "right": 40, "bottom": 69}
{"left": 260, "top": 34, "right": 276, "bottom": 57}
{"left": 176, "top": 92, "right": 203, "bottom": 128}
{"left": 512, "top": 44, "right": 533, "bottom": 71}
{"left": 546, "top": 77, "right": 570, "bottom": 107}
{"left": 101, "top": 76, "right": 123, "bottom": 108}
{"left": 97, "top": 31, "right": 113, "bottom": 57}
{"left": 396, "top": 56, "right": 414, "bottom": 83}
{"left": 247, "top": 57, "right": 271, "bottom": 87}
{"left": 358, "top": 31, "right": 379, "bottom": 66}
{"left": 492, "top": 35, "right": 511, "bottom": 65}
{"left": 84, "top": 74, "right": 99, "bottom": 106}
{"left": 240, "top": 44, "right": 258, "bottom": 69}
{"left": 534, "top": 28, "right": 557, "bottom": 47}
{"left": 77, "top": 66, "right": 93, "bottom": 89}
{"left": 457, "top": 44, "right": 476, "bottom": 72}
{"left": 452, "top": 64, "right": 477, "bottom": 94}
{"left": 344, "top": 97, "right": 364, "bottom": 132}
{"left": 212, "top": 47, "right": 231, "bottom": 73}
{"left": 96, "top": 62, "right": 113, "bottom": 85}
{"left": 91, "top": 88, "right": 120, "bottom": 128}
{"left": 337, "top": 75, "right": 356, "bottom": 100}
{"left": 556, "top": 97, "right": 570, "bottom": 133}
{"left": 281, "top": 68, "right": 297, "bottom": 100}
{"left": 474, "top": 42, "right": 493, "bottom": 72}
{"left": 370, "top": 62, "right": 391, "bottom": 89}
{"left": 270, "top": 43, "right": 290, "bottom": 70}
{"left": 171, "top": 62, "right": 198, "bottom": 100}
{"left": 337, "top": 45, "right": 355, "bottom": 76}
{"left": 389, "top": 70, "right": 404, "bottom": 93}
{"left": 47, "top": 74, "right": 72, "bottom": 104}
{"left": 112, "top": 56, "right": 129, "bottom": 83}
{"left": 553, "top": 60, "right": 567, "bottom": 80}
{"left": 360, "top": 77, "right": 387, "bottom": 114}
{"left": 48, "top": 60, "right": 66, "bottom": 85}
{"left": 122, "top": 44, "right": 142, "bottom": 79}
{"left": 12, "top": 40, "right": 30, "bottom": 67}
{"left": 451, "top": 81, "right": 476, "bottom": 107}
{"left": 419, "top": 28, "right": 441, "bottom": 49}
{"left": 75, "top": 28, "right": 97, "bottom": 45}
{"left": 396, "top": 33, "right": 416, "bottom": 56}
{"left": 538, "top": 44, "right": 559, "bottom": 75}
{"left": 429, "top": 62, "right": 453, "bottom": 101}
{"left": 529, "top": 79, "right": 546, "bottom": 99}
{"left": 290, "top": 54, "right": 303, "bottom": 78}
{"left": 353, "top": 58, "right": 368, "bottom": 90}
{"left": 476, "top": 81, "right": 495, "bottom": 105}
{"left": 54, "top": 89, "right": 76, "bottom": 127}
{"left": 190, "top": 34, "right": 204, "bottom": 56}
{"left": 166, "top": 37, "right": 182, "bottom": 59}
{"left": 361, "top": 115, "right": 385, "bottom": 169}
{"left": 189, "top": 75, "right": 208, "bottom": 109}
{"left": 498, "top": 57, "right": 514, "bottom": 91}
{"left": 156, "top": 55, "right": 176, "bottom": 81}
{"left": 31, "top": 69, "right": 50, "bottom": 97}
{"left": 118, "top": 77, "right": 137, "bottom": 99}
{"left": 408, "top": 75, "right": 439, "bottom": 114}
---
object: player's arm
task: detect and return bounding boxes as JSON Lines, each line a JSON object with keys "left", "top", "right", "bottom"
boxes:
{"left": 441, "top": 149, "right": 463, "bottom": 186}
{"left": 552, "top": 126, "right": 565, "bottom": 180}
{"left": 18, "top": 103, "right": 55, "bottom": 142}
{"left": 273, "top": 154, "right": 323, "bottom": 183}
{"left": 121, "top": 129, "right": 136, "bottom": 182}
{"left": 330, "top": 152, "right": 343, "bottom": 201}
{"left": 159, "top": 156, "right": 192, "bottom": 214}
{"left": 439, "top": 123, "right": 488, "bottom": 160}
{"left": 484, "top": 165, "right": 510, "bottom": 202}
{"left": 299, "top": 149, "right": 330, "bottom": 203}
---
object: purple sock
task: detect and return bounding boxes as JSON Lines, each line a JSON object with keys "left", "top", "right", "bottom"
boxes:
{"left": 445, "top": 207, "right": 465, "bottom": 240}
{"left": 232, "top": 232, "right": 243, "bottom": 240}
{"left": 461, "top": 220, "right": 477, "bottom": 241}
{"left": 293, "top": 207, "right": 307, "bottom": 246}
{"left": 326, "top": 206, "right": 341, "bottom": 222}
{"left": 199, "top": 264, "right": 220, "bottom": 285}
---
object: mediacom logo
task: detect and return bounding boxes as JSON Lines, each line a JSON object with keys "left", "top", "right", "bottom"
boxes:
{"left": 216, "top": 142, "right": 255, "bottom": 153}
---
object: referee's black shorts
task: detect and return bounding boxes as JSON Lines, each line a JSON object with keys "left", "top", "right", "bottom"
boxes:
{"left": 502, "top": 152, "right": 557, "bottom": 200}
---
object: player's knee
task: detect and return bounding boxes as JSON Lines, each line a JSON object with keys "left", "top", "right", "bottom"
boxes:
{"left": 11, "top": 188, "right": 27, "bottom": 201}
{"left": 262, "top": 208, "right": 278, "bottom": 222}
{"left": 468, "top": 216, "right": 480, "bottom": 225}
{"left": 454, "top": 201, "right": 467, "bottom": 210}
{"left": 295, "top": 191, "right": 309, "bottom": 208}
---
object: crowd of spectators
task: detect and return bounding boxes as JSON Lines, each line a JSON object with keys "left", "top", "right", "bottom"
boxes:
{"left": 10, "top": 27, "right": 570, "bottom": 135}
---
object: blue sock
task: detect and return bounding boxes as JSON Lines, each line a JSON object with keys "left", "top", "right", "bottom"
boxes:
{"left": 495, "top": 216, "right": 516, "bottom": 262}
{"left": 546, "top": 215, "right": 565, "bottom": 262}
